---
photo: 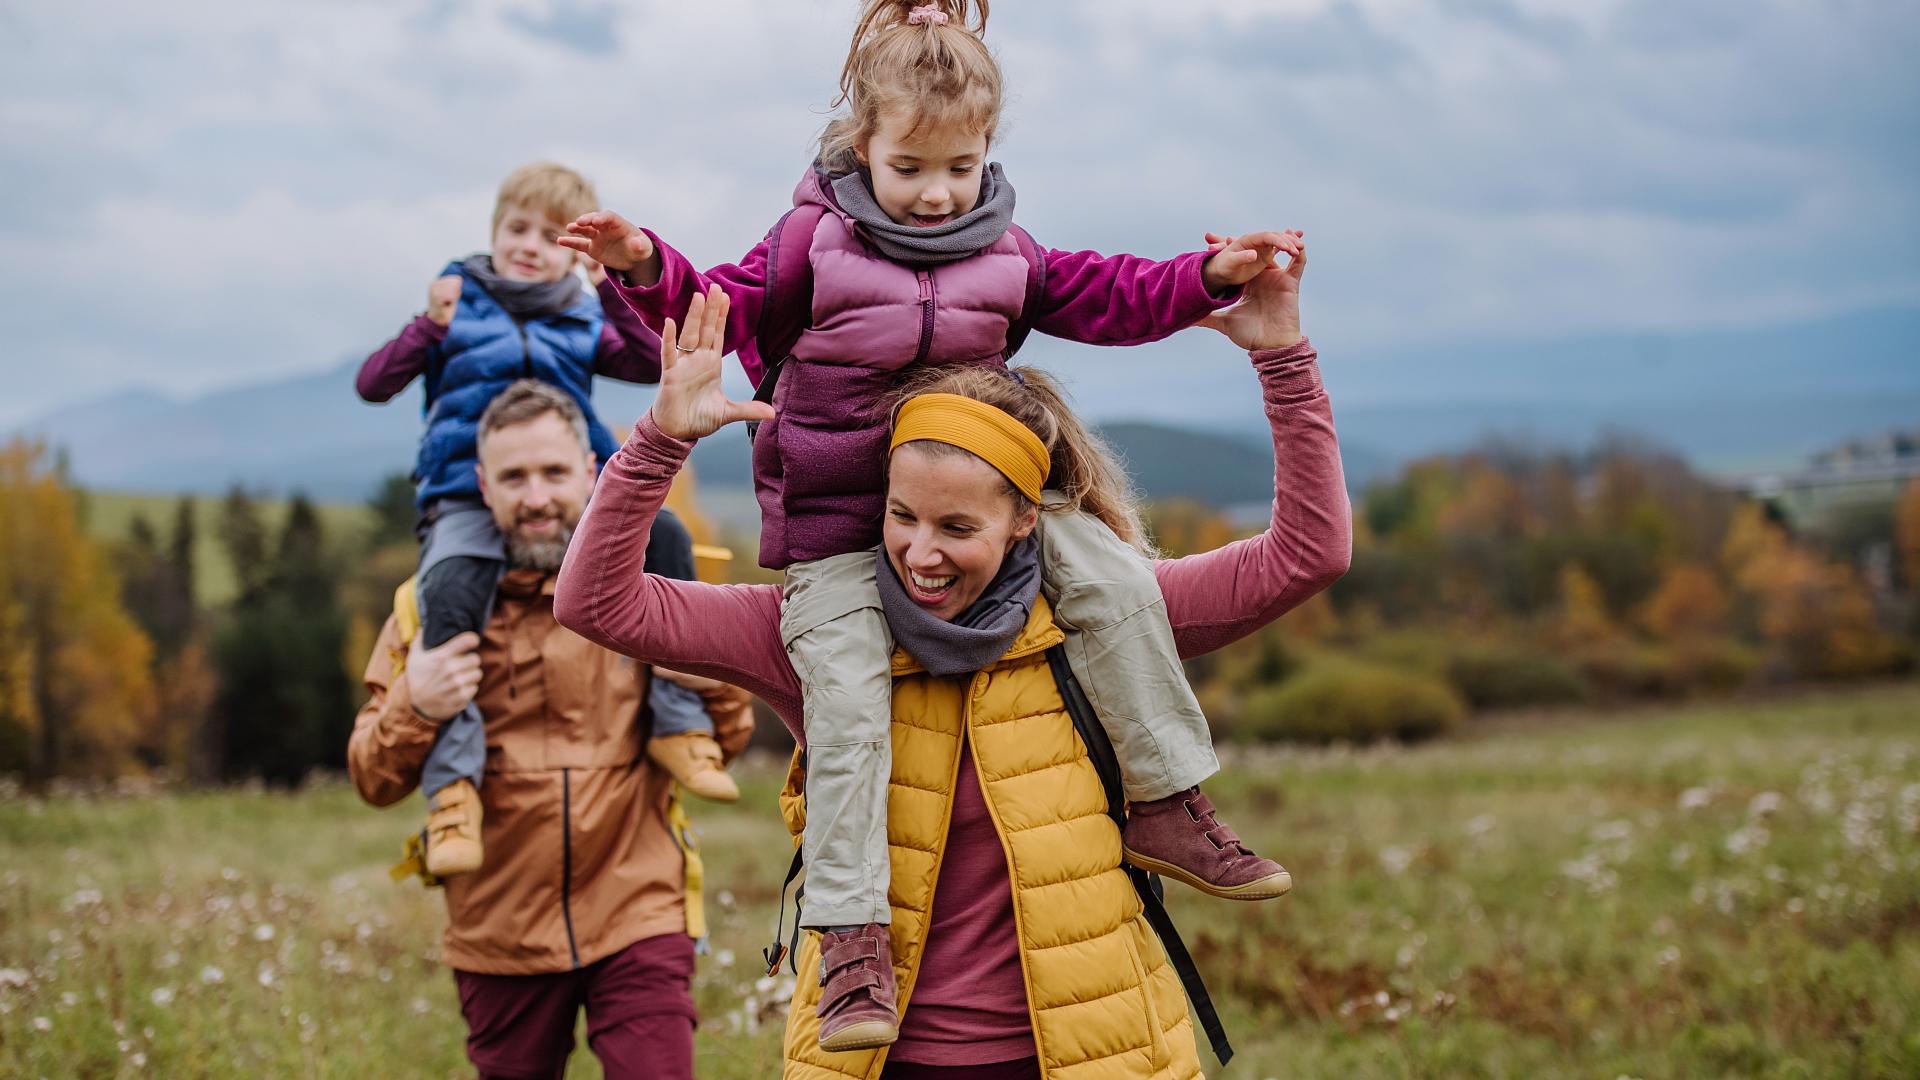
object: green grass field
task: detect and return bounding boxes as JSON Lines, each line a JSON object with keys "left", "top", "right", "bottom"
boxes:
{"left": 4, "top": 684, "right": 1918, "bottom": 1078}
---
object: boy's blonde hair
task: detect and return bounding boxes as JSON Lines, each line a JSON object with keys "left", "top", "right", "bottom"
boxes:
{"left": 492, "top": 162, "right": 598, "bottom": 231}
{"left": 819, "top": 0, "right": 1003, "bottom": 168}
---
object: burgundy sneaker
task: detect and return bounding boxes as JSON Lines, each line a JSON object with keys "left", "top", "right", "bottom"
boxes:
{"left": 816, "top": 923, "right": 899, "bottom": 1052}
{"left": 1122, "top": 787, "right": 1293, "bottom": 900}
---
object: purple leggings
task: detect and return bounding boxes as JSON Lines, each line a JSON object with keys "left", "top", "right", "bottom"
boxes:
{"left": 453, "top": 933, "right": 697, "bottom": 1080}
{"left": 882, "top": 1059, "right": 1042, "bottom": 1080}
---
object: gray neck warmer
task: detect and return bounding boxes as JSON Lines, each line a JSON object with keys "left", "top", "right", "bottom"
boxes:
{"left": 460, "top": 255, "right": 586, "bottom": 320}
{"left": 829, "top": 161, "right": 1016, "bottom": 266}
{"left": 875, "top": 535, "right": 1041, "bottom": 677}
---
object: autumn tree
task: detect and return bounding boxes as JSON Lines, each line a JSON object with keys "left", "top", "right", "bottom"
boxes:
{"left": 0, "top": 440, "right": 155, "bottom": 781}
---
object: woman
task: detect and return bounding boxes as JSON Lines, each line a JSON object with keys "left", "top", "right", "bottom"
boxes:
{"left": 555, "top": 242, "right": 1347, "bottom": 1079}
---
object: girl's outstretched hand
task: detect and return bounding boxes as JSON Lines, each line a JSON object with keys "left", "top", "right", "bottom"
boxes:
{"left": 650, "top": 286, "right": 775, "bottom": 441}
{"left": 1201, "top": 229, "right": 1304, "bottom": 293}
{"left": 1198, "top": 238, "right": 1306, "bottom": 351}
{"left": 560, "top": 211, "right": 657, "bottom": 277}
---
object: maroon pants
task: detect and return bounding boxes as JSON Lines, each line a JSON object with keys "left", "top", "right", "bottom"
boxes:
{"left": 882, "top": 1060, "right": 1042, "bottom": 1080}
{"left": 453, "top": 933, "right": 697, "bottom": 1080}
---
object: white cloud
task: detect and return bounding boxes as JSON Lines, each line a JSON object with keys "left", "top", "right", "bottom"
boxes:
{"left": 0, "top": 0, "right": 1914, "bottom": 425}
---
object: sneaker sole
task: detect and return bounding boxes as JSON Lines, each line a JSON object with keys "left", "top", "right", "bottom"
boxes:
{"left": 819, "top": 1020, "right": 899, "bottom": 1053}
{"left": 1122, "top": 849, "right": 1293, "bottom": 900}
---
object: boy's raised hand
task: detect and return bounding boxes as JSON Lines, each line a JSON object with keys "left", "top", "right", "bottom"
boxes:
{"left": 1201, "top": 229, "right": 1304, "bottom": 294}
{"left": 426, "top": 274, "right": 462, "bottom": 327}
{"left": 650, "top": 285, "right": 774, "bottom": 441}
{"left": 560, "top": 211, "right": 658, "bottom": 279}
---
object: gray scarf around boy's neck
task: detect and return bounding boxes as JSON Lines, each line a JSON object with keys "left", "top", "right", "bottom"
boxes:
{"left": 460, "top": 254, "right": 586, "bottom": 320}
{"left": 828, "top": 161, "right": 1016, "bottom": 266}
{"left": 875, "top": 535, "right": 1042, "bottom": 677}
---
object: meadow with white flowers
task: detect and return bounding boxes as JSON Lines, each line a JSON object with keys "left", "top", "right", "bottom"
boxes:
{"left": 3, "top": 682, "right": 1917, "bottom": 1078}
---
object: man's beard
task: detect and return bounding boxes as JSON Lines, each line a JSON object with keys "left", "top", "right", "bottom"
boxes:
{"left": 504, "top": 516, "right": 576, "bottom": 572}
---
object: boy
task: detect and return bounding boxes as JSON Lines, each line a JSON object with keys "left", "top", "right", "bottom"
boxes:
{"left": 357, "top": 162, "right": 739, "bottom": 879}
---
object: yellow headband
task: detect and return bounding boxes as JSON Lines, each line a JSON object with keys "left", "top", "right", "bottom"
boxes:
{"left": 889, "top": 393, "right": 1050, "bottom": 503}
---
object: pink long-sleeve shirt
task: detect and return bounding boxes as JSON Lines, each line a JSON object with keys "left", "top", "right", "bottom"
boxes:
{"left": 554, "top": 338, "right": 1349, "bottom": 1063}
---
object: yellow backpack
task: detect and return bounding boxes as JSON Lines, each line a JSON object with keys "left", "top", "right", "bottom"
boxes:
{"left": 379, "top": 578, "right": 711, "bottom": 941}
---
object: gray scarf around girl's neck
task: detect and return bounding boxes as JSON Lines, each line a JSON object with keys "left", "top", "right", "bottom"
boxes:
{"left": 460, "top": 254, "right": 587, "bottom": 320}
{"left": 874, "top": 535, "right": 1042, "bottom": 677}
{"left": 828, "top": 161, "right": 1016, "bottom": 266}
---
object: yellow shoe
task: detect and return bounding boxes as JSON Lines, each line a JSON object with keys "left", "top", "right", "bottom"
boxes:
{"left": 647, "top": 732, "right": 740, "bottom": 803}
{"left": 424, "top": 778, "right": 484, "bottom": 877}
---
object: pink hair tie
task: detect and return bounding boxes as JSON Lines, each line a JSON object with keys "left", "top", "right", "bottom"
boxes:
{"left": 907, "top": 3, "right": 949, "bottom": 26}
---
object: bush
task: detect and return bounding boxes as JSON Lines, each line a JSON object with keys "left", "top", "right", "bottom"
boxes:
{"left": 1572, "top": 640, "right": 1672, "bottom": 700}
{"left": 1238, "top": 660, "right": 1466, "bottom": 744}
{"left": 1442, "top": 644, "right": 1591, "bottom": 710}
{"left": 1660, "top": 638, "right": 1760, "bottom": 696}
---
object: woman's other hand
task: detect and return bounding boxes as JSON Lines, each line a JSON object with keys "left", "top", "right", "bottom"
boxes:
{"left": 649, "top": 286, "right": 775, "bottom": 441}
{"left": 1199, "top": 231, "right": 1305, "bottom": 351}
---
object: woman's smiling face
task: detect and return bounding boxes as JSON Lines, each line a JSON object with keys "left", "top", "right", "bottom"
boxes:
{"left": 883, "top": 442, "right": 1037, "bottom": 622}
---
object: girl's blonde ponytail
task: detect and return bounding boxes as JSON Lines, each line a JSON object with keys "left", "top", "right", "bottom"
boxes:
{"left": 820, "top": 1, "right": 1003, "bottom": 169}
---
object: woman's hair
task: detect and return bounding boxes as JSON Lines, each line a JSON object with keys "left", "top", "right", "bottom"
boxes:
{"left": 818, "top": 0, "right": 1003, "bottom": 168}
{"left": 889, "top": 364, "right": 1151, "bottom": 554}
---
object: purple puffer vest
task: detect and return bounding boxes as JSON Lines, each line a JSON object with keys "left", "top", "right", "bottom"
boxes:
{"left": 751, "top": 171, "right": 1030, "bottom": 569}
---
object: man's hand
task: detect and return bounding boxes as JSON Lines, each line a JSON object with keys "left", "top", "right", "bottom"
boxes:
{"left": 1201, "top": 229, "right": 1303, "bottom": 294}
{"left": 560, "top": 211, "right": 659, "bottom": 281}
{"left": 406, "top": 632, "right": 482, "bottom": 721}
{"left": 425, "top": 274, "right": 463, "bottom": 327}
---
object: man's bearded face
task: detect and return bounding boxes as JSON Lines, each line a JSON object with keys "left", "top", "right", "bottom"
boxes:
{"left": 475, "top": 412, "right": 595, "bottom": 572}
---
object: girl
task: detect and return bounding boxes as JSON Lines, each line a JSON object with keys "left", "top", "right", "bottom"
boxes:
{"left": 561, "top": 0, "right": 1298, "bottom": 1050}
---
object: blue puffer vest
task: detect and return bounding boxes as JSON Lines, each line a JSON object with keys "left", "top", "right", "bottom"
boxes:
{"left": 415, "top": 260, "right": 615, "bottom": 508}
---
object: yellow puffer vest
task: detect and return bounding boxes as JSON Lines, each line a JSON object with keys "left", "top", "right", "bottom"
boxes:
{"left": 778, "top": 597, "right": 1203, "bottom": 1080}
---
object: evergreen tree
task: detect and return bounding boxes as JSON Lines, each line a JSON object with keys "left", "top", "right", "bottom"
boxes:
{"left": 367, "top": 473, "right": 418, "bottom": 548}
{"left": 213, "top": 492, "right": 351, "bottom": 784}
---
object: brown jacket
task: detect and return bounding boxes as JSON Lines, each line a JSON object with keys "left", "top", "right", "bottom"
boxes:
{"left": 348, "top": 569, "right": 753, "bottom": 976}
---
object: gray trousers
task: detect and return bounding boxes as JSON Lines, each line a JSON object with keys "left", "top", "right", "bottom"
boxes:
{"left": 418, "top": 500, "right": 505, "bottom": 798}
{"left": 781, "top": 506, "right": 1219, "bottom": 928}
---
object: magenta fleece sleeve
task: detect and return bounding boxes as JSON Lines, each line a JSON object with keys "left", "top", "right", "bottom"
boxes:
{"left": 554, "top": 338, "right": 1349, "bottom": 743}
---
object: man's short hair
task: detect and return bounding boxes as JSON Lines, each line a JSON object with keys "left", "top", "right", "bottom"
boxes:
{"left": 476, "top": 381, "right": 592, "bottom": 460}
{"left": 492, "top": 162, "right": 598, "bottom": 231}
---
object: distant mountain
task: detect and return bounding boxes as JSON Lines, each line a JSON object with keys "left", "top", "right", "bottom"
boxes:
{"left": 8, "top": 305, "right": 1916, "bottom": 506}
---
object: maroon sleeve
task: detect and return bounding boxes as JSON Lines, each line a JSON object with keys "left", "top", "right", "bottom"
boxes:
{"left": 592, "top": 278, "right": 664, "bottom": 385}
{"left": 1031, "top": 247, "right": 1241, "bottom": 347}
{"left": 554, "top": 416, "right": 802, "bottom": 731}
{"left": 602, "top": 232, "right": 773, "bottom": 387}
{"left": 357, "top": 316, "right": 445, "bottom": 402}
{"left": 1154, "top": 338, "right": 1352, "bottom": 657}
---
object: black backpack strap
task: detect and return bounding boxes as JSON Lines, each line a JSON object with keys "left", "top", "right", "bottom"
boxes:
{"left": 1044, "top": 646, "right": 1235, "bottom": 1067}
{"left": 763, "top": 749, "right": 809, "bottom": 976}
{"left": 746, "top": 205, "right": 827, "bottom": 442}
{"left": 1003, "top": 224, "right": 1049, "bottom": 362}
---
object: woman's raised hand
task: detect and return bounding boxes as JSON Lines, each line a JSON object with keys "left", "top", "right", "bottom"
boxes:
{"left": 649, "top": 285, "right": 775, "bottom": 441}
{"left": 1198, "top": 231, "right": 1305, "bottom": 351}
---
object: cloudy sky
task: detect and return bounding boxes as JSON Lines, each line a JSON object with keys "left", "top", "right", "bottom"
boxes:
{"left": 2, "top": 0, "right": 1915, "bottom": 427}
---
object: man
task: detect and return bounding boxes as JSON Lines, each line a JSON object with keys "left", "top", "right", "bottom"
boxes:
{"left": 348, "top": 379, "right": 752, "bottom": 1079}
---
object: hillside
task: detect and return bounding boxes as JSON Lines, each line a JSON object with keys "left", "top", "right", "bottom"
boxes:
{"left": 82, "top": 490, "right": 373, "bottom": 608}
